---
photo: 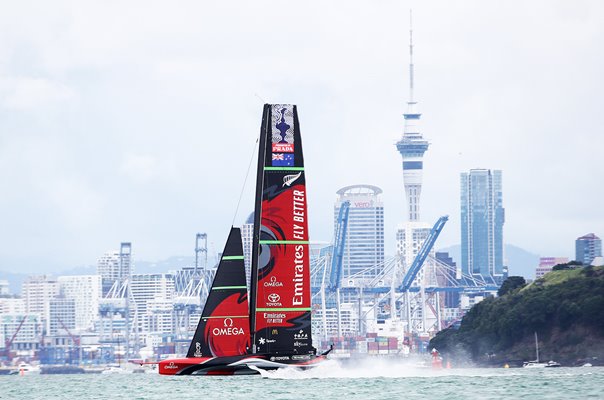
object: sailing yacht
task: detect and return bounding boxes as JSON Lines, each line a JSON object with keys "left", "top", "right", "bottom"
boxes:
{"left": 158, "top": 104, "right": 330, "bottom": 375}
{"left": 522, "top": 332, "right": 561, "bottom": 368}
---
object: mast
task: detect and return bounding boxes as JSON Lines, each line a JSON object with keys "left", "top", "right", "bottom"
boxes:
{"left": 249, "top": 104, "right": 270, "bottom": 354}
{"left": 535, "top": 331, "right": 540, "bottom": 362}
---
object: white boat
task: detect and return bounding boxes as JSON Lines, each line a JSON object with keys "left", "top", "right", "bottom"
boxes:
{"left": 10, "top": 363, "right": 41, "bottom": 375}
{"left": 101, "top": 366, "right": 133, "bottom": 374}
{"left": 523, "top": 332, "right": 561, "bottom": 368}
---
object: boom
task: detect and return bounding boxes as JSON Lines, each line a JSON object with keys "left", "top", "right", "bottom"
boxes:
{"left": 398, "top": 215, "right": 448, "bottom": 292}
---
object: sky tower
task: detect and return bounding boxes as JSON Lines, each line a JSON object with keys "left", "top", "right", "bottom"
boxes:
{"left": 396, "top": 11, "right": 429, "bottom": 222}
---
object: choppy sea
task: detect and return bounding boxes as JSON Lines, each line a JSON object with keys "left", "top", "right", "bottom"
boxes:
{"left": 1, "top": 360, "right": 602, "bottom": 400}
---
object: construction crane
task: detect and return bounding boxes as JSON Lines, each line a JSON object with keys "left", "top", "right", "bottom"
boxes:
{"left": 328, "top": 201, "right": 350, "bottom": 292}
{"left": 397, "top": 215, "right": 449, "bottom": 292}
{"left": 2, "top": 315, "right": 28, "bottom": 360}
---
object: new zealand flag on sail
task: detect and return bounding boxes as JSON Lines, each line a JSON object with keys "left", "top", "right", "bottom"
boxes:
{"left": 272, "top": 153, "right": 294, "bottom": 166}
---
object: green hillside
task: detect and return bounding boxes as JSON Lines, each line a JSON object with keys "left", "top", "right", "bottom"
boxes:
{"left": 430, "top": 266, "right": 604, "bottom": 366}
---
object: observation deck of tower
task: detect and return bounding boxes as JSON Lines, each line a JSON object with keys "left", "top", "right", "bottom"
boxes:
{"left": 396, "top": 12, "right": 429, "bottom": 222}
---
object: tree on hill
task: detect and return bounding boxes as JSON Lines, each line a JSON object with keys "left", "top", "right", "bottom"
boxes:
{"left": 497, "top": 276, "right": 526, "bottom": 296}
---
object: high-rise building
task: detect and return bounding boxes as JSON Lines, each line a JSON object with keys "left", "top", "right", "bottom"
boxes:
{"left": 97, "top": 242, "right": 132, "bottom": 296}
{"left": 242, "top": 212, "right": 254, "bottom": 288}
{"left": 130, "top": 273, "right": 174, "bottom": 337}
{"left": 57, "top": 275, "right": 102, "bottom": 331}
{"left": 21, "top": 275, "right": 59, "bottom": 333}
{"left": 396, "top": 14, "right": 429, "bottom": 223}
{"left": 575, "top": 233, "right": 602, "bottom": 266}
{"left": 460, "top": 169, "right": 505, "bottom": 283}
{"left": 535, "top": 257, "right": 569, "bottom": 279}
{"left": 0, "top": 280, "right": 9, "bottom": 295}
{"left": 335, "top": 185, "right": 385, "bottom": 278}
{"left": 48, "top": 295, "right": 76, "bottom": 336}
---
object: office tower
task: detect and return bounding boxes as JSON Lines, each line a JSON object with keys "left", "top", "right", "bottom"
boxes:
{"left": 57, "top": 275, "right": 102, "bottom": 331}
{"left": 130, "top": 273, "right": 174, "bottom": 336}
{"left": 575, "top": 233, "right": 602, "bottom": 265}
{"left": 48, "top": 295, "right": 76, "bottom": 335}
{"left": 97, "top": 242, "right": 132, "bottom": 296}
{"left": 21, "top": 275, "right": 59, "bottom": 333}
{"left": 335, "top": 185, "right": 385, "bottom": 278}
{"left": 460, "top": 169, "right": 505, "bottom": 283}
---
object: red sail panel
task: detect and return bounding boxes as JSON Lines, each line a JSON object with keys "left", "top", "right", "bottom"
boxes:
{"left": 252, "top": 104, "right": 314, "bottom": 355}
{"left": 187, "top": 227, "right": 250, "bottom": 357}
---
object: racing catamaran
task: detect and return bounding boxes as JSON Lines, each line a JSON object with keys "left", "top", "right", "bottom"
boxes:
{"left": 159, "top": 104, "right": 329, "bottom": 375}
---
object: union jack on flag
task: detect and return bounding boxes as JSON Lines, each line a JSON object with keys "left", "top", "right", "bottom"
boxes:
{"left": 272, "top": 153, "right": 294, "bottom": 166}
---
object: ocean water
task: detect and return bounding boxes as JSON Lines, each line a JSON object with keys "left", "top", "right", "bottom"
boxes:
{"left": 1, "top": 361, "right": 603, "bottom": 400}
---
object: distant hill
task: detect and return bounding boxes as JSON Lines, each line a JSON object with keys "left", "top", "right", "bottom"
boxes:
{"left": 430, "top": 266, "right": 604, "bottom": 366}
{"left": 437, "top": 244, "right": 540, "bottom": 279}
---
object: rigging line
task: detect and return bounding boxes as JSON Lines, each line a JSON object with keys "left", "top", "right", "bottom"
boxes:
{"left": 232, "top": 137, "right": 259, "bottom": 227}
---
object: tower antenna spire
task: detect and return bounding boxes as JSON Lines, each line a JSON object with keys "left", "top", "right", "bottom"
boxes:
{"left": 409, "top": 9, "right": 414, "bottom": 103}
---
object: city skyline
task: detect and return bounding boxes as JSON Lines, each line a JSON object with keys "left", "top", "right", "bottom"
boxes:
{"left": 1, "top": 1, "right": 603, "bottom": 273}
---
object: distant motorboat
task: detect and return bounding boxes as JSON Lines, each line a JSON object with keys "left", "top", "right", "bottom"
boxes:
{"left": 582, "top": 363, "right": 593, "bottom": 367}
{"left": 101, "top": 366, "right": 133, "bottom": 374}
{"left": 9, "top": 363, "right": 41, "bottom": 375}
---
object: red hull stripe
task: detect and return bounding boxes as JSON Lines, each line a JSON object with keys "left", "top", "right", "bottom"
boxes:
{"left": 256, "top": 307, "right": 311, "bottom": 312}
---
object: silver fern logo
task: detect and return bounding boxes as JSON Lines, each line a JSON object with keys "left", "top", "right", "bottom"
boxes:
{"left": 283, "top": 171, "right": 302, "bottom": 187}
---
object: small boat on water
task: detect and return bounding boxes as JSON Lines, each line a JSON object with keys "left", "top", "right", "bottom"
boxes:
{"left": 523, "top": 332, "right": 561, "bottom": 368}
{"left": 9, "top": 363, "right": 41, "bottom": 375}
{"left": 158, "top": 104, "right": 330, "bottom": 376}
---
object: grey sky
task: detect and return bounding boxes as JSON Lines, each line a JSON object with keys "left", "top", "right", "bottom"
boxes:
{"left": 1, "top": 1, "right": 603, "bottom": 273}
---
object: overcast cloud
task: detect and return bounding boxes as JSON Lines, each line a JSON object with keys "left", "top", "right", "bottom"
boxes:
{"left": 1, "top": 0, "right": 603, "bottom": 273}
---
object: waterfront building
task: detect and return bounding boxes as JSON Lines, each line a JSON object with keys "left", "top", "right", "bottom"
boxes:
{"left": 575, "top": 233, "right": 602, "bottom": 266}
{"left": 21, "top": 275, "right": 59, "bottom": 333}
{"left": 334, "top": 185, "right": 385, "bottom": 278}
{"left": 97, "top": 242, "right": 132, "bottom": 296}
{"left": 460, "top": 169, "right": 505, "bottom": 284}
{"left": 535, "top": 257, "right": 569, "bottom": 279}
{"left": 0, "top": 280, "right": 8, "bottom": 295}
{"left": 0, "top": 313, "right": 41, "bottom": 356}
{"left": 0, "top": 296, "right": 24, "bottom": 314}
{"left": 57, "top": 275, "right": 102, "bottom": 331}
{"left": 130, "top": 273, "right": 174, "bottom": 338}
{"left": 48, "top": 295, "right": 76, "bottom": 335}
{"left": 242, "top": 212, "right": 254, "bottom": 288}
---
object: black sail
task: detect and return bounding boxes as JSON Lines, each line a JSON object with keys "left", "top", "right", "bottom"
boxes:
{"left": 187, "top": 227, "right": 250, "bottom": 358}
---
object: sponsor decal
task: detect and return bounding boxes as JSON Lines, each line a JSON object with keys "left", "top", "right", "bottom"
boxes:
{"left": 272, "top": 143, "right": 294, "bottom": 153}
{"left": 291, "top": 355, "right": 311, "bottom": 361}
{"left": 164, "top": 362, "right": 179, "bottom": 370}
{"left": 293, "top": 341, "right": 305, "bottom": 347}
{"left": 293, "top": 329, "right": 308, "bottom": 340}
{"left": 266, "top": 292, "right": 282, "bottom": 307}
{"left": 271, "top": 329, "right": 279, "bottom": 335}
{"left": 270, "top": 356, "right": 290, "bottom": 361}
{"left": 194, "top": 342, "right": 202, "bottom": 357}
{"left": 211, "top": 317, "right": 245, "bottom": 336}
{"left": 271, "top": 105, "right": 294, "bottom": 145}
{"left": 272, "top": 153, "right": 294, "bottom": 166}
{"left": 258, "top": 337, "right": 276, "bottom": 345}
{"left": 264, "top": 276, "right": 283, "bottom": 287}
{"left": 263, "top": 312, "right": 285, "bottom": 324}
{"left": 283, "top": 171, "right": 302, "bottom": 187}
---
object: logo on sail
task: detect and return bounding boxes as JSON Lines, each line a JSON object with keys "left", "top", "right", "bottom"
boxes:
{"left": 264, "top": 276, "right": 283, "bottom": 287}
{"left": 212, "top": 318, "right": 245, "bottom": 336}
{"left": 283, "top": 171, "right": 302, "bottom": 187}
{"left": 194, "top": 342, "right": 202, "bottom": 357}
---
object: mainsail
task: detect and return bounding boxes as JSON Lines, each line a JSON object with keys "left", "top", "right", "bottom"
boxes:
{"left": 187, "top": 227, "right": 250, "bottom": 357}
{"left": 250, "top": 104, "right": 315, "bottom": 355}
